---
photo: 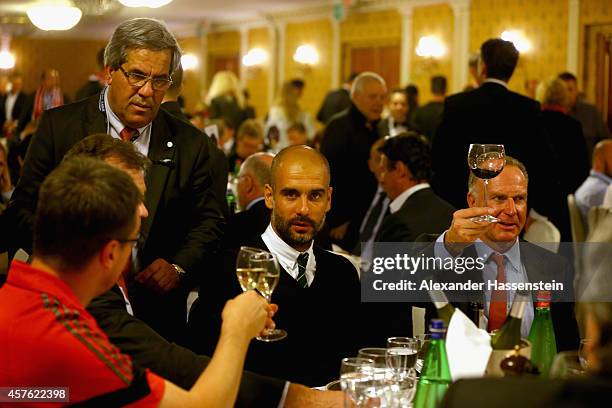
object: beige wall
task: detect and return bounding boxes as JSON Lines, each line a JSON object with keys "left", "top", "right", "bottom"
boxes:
{"left": 11, "top": 38, "right": 107, "bottom": 100}
{"left": 246, "top": 27, "right": 271, "bottom": 120}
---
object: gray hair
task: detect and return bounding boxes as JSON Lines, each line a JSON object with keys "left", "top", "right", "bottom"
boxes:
{"left": 240, "top": 152, "right": 274, "bottom": 188}
{"left": 351, "top": 72, "right": 386, "bottom": 98}
{"left": 104, "top": 18, "right": 182, "bottom": 75}
{"left": 468, "top": 155, "right": 529, "bottom": 195}
{"left": 536, "top": 78, "right": 569, "bottom": 108}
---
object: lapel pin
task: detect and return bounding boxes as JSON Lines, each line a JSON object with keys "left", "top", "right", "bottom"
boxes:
{"left": 166, "top": 141, "right": 174, "bottom": 148}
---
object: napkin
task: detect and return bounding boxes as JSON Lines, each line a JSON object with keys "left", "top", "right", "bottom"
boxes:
{"left": 445, "top": 309, "right": 492, "bottom": 380}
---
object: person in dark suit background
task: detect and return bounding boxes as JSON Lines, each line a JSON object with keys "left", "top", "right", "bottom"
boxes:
{"left": 432, "top": 38, "right": 550, "bottom": 215}
{"left": 320, "top": 72, "right": 386, "bottom": 251}
{"left": 378, "top": 88, "right": 412, "bottom": 138}
{"left": 535, "top": 78, "right": 590, "bottom": 242}
{"left": 427, "top": 157, "right": 578, "bottom": 351}
{"left": 191, "top": 146, "right": 362, "bottom": 386}
{"left": 5, "top": 18, "right": 225, "bottom": 342}
{"left": 376, "top": 133, "right": 455, "bottom": 243}
{"left": 0, "top": 72, "right": 28, "bottom": 138}
{"left": 161, "top": 63, "right": 187, "bottom": 121}
{"left": 411, "top": 75, "right": 447, "bottom": 143}
{"left": 316, "top": 73, "right": 358, "bottom": 125}
{"left": 223, "top": 152, "right": 274, "bottom": 249}
{"left": 226, "top": 119, "right": 265, "bottom": 175}
{"left": 75, "top": 47, "right": 106, "bottom": 102}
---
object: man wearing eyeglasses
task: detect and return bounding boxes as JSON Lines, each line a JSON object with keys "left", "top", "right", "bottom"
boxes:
{"left": 5, "top": 18, "right": 225, "bottom": 342}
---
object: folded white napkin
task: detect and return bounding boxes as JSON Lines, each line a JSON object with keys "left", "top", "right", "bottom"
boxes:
{"left": 445, "top": 309, "right": 492, "bottom": 380}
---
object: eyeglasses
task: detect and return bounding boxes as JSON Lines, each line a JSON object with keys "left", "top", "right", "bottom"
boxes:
{"left": 113, "top": 234, "right": 141, "bottom": 248}
{"left": 117, "top": 66, "right": 172, "bottom": 91}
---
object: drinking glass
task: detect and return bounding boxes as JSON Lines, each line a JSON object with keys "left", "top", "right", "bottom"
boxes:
{"left": 386, "top": 337, "right": 419, "bottom": 373}
{"left": 357, "top": 347, "right": 388, "bottom": 368}
{"left": 467, "top": 144, "right": 505, "bottom": 223}
{"left": 235, "top": 247, "right": 287, "bottom": 342}
{"left": 549, "top": 351, "right": 586, "bottom": 378}
{"left": 340, "top": 357, "right": 375, "bottom": 408}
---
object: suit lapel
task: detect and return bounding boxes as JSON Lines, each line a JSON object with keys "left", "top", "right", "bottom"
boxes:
{"left": 141, "top": 113, "right": 175, "bottom": 246}
{"left": 82, "top": 94, "right": 107, "bottom": 137}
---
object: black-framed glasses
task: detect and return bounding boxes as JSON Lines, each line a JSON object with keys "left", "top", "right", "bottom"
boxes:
{"left": 113, "top": 234, "right": 140, "bottom": 248}
{"left": 117, "top": 66, "right": 172, "bottom": 91}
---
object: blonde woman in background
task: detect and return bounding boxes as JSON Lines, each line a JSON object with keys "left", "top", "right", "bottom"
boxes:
{"left": 206, "top": 71, "right": 251, "bottom": 133}
{"left": 264, "top": 81, "right": 315, "bottom": 152}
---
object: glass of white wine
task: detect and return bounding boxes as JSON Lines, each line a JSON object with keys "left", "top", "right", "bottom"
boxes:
{"left": 235, "top": 247, "right": 287, "bottom": 342}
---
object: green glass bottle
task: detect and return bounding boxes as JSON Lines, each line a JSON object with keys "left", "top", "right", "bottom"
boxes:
{"left": 491, "top": 291, "right": 529, "bottom": 350}
{"left": 413, "top": 319, "right": 452, "bottom": 408}
{"left": 528, "top": 290, "right": 557, "bottom": 377}
{"left": 428, "top": 289, "right": 455, "bottom": 327}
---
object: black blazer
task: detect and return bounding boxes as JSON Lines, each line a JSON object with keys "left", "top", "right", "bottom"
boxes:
{"left": 375, "top": 187, "right": 455, "bottom": 243}
{"left": 222, "top": 199, "right": 270, "bottom": 250}
{"left": 5, "top": 93, "right": 225, "bottom": 339}
{"left": 320, "top": 104, "right": 380, "bottom": 250}
{"left": 432, "top": 82, "right": 550, "bottom": 212}
{"left": 86, "top": 286, "right": 286, "bottom": 407}
{"left": 190, "top": 237, "right": 362, "bottom": 387}
{"left": 316, "top": 87, "right": 350, "bottom": 125}
{"left": 0, "top": 91, "right": 28, "bottom": 129}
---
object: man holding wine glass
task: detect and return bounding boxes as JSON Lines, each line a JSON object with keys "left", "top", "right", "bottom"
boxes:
{"left": 429, "top": 155, "right": 579, "bottom": 351}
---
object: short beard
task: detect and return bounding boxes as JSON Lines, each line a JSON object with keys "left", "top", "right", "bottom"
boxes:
{"left": 271, "top": 211, "right": 324, "bottom": 248}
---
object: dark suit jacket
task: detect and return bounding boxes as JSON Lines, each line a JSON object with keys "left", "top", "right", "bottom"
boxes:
{"left": 377, "top": 117, "right": 414, "bottom": 139}
{"left": 320, "top": 103, "right": 380, "bottom": 250}
{"left": 432, "top": 82, "right": 550, "bottom": 212}
{"left": 16, "top": 91, "right": 71, "bottom": 136}
{"left": 316, "top": 87, "right": 351, "bottom": 125}
{"left": 417, "top": 239, "right": 579, "bottom": 352}
{"left": 5, "top": 93, "right": 225, "bottom": 339}
{"left": 0, "top": 91, "right": 28, "bottom": 130}
{"left": 190, "top": 237, "right": 362, "bottom": 386}
{"left": 86, "top": 286, "right": 286, "bottom": 407}
{"left": 222, "top": 199, "right": 270, "bottom": 250}
{"left": 411, "top": 101, "right": 444, "bottom": 143}
{"left": 375, "top": 187, "right": 455, "bottom": 243}
{"left": 161, "top": 100, "right": 188, "bottom": 122}
{"left": 441, "top": 377, "right": 612, "bottom": 408}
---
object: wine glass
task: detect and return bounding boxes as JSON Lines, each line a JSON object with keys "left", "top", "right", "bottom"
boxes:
{"left": 235, "top": 247, "right": 287, "bottom": 342}
{"left": 386, "top": 337, "right": 419, "bottom": 407}
{"left": 467, "top": 144, "right": 505, "bottom": 223}
{"left": 340, "top": 357, "right": 375, "bottom": 408}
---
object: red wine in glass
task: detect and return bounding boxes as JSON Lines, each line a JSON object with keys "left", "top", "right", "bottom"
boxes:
{"left": 467, "top": 144, "right": 505, "bottom": 223}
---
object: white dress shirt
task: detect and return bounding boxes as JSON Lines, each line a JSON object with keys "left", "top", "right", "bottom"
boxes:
{"left": 261, "top": 224, "right": 316, "bottom": 287}
{"left": 4, "top": 91, "right": 19, "bottom": 122}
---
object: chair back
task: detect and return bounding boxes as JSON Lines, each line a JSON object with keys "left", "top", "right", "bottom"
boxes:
{"left": 567, "top": 194, "right": 586, "bottom": 242}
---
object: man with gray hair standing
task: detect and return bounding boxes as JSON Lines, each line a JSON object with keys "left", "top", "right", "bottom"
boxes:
{"left": 5, "top": 18, "right": 225, "bottom": 342}
{"left": 320, "top": 71, "right": 387, "bottom": 251}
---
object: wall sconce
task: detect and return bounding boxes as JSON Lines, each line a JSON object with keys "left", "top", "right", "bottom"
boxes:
{"left": 26, "top": 1, "right": 82, "bottom": 31}
{"left": 242, "top": 48, "right": 268, "bottom": 68}
{"left": 501, "top": 30, "right": 531, "bottom": 53}
{"left": 415, "top": 35, "right": 445, "bottom": 72}
{"left": 293, "top": 44, "right": 319, "bottom": 65}
{"left": 118, "top": 0, "right": 173, "bottom": 7}
{"left": 181, "top": 54, "right": 199, "bottom": 71}
{"left": 0, "top": 35, "right": 15, "bottom": 70}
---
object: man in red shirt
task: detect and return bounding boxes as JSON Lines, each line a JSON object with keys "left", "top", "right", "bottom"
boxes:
{"left": 0, "top": 157, "right": 273, "bottom": 407}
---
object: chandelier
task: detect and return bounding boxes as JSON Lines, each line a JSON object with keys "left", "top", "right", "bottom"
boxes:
{"left": 26, "top": 1, "right": 82, "bottom": 31}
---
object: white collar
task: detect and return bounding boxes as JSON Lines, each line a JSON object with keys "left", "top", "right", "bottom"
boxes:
{"left": 261, "top": 224, "right": 316, "bottom": 285}
{"left": 474, "top": 238, "right": 522, "bottom": 272}
{"left": 389, "top": 183, "right": 430, "bottom": 214}
{"left": 246, "top": 196, "right": 265, "bottom": 210}
{"left": 483, "top": 78, "right": 508, "bottom": 89}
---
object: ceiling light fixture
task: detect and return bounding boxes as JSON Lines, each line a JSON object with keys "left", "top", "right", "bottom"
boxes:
{"left": 181, "top": 54, "right": 198, "bottom": 70}
{"left": 415, "top": 35, "right": 446, "bottom": 58}
{"left": 118, "top": 0, "right": 173, "bottom": 8}
{"left": 26, "top": 1, "right": 82, "bottom": 31}
{"left": 501, "top": 30, "right": 532, "bottom": 53}
{"left": 242, "top": 48, "right": 268, "bottom": 67}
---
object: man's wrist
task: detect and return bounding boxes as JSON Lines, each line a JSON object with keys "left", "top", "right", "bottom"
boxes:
{"left": 171, "top": 263, "right": 186, "bottom": 278}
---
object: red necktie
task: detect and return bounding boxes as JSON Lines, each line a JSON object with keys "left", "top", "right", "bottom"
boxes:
{"left": 488, "top": 253, "right": 507, "bottom": 332}
{"left": 120, "top": 127, "right": 138, "bottom": 142}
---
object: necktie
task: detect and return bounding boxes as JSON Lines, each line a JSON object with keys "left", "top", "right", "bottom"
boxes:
{"left": 120, "top": 127, "right": 139, "bottom": 142}
{"left": 488, "top": 253, "right": 507, "bottom": 332}
{"left": 355, "top": 192, "right": 387, "bottom": 255}
{"left": 296, "top": 253, "right": 309, "bottom": 288}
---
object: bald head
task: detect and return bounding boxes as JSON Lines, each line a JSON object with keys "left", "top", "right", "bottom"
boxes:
{"left": 236, "top": 152, "right": 274, "bottom": 210}
{"left": 593, "top": 140, "right": 612, "bottom": 177}
{"left": 270, "top": 145, "right": 330, "bottom": 190}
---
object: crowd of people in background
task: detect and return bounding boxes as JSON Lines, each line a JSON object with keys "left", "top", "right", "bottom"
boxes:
{"left": 0, "top": 16, "right": 612, "bottom": 407}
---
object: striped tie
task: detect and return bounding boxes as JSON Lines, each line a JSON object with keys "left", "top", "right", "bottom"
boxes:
{"left": 296, "top": 253, "right": 309, "bottom": 288}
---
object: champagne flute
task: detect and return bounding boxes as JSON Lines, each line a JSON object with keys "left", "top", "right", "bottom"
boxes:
{"left": 467, "top": 144, "right": 505, "bottom": 223}
{"left": 251, "top": 250, "right": 287, "bottom": 342}
{"left": 235, "top": 247, "right": 287, "bottom": 341}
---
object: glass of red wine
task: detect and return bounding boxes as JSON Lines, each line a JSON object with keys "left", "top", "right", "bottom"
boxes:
{"left": 467, "top": 144, "right": 505, "bottom": 223}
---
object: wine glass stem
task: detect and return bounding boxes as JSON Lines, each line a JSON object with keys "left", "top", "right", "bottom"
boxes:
{"left": 483, "top": 178, "right": 489, "bottom": 207}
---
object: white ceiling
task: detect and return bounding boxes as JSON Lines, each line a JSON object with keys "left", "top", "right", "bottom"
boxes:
{"left": 0, "top": 0, "right": 333, "bottom": 39}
